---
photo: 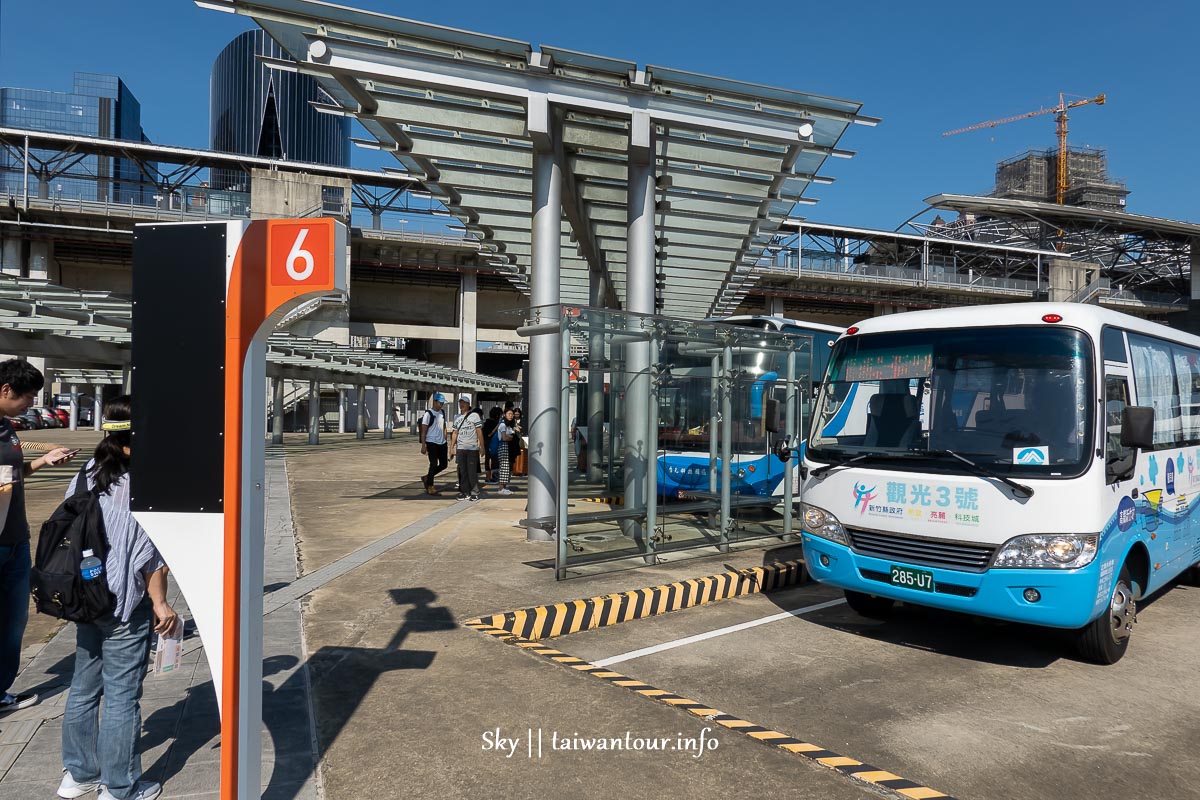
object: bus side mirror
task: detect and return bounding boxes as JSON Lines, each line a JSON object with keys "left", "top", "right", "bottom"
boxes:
{"left": 764, "top": 398, "right": 781, "bottom": 433}
{"left": 1120, "top": 406, "right": 1154, "bottom": 450}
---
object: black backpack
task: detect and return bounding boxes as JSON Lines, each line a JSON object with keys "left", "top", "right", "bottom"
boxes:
{"left": 30, "top": 466, "right": 115, "bottom": 622}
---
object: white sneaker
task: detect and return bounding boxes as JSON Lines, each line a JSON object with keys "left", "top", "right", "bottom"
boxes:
{"left": 99, "top": 782, "right": 161, "bottom": 800}
{"left": 57, "top": 770, "right": 100, "bottom": 798}
{"left": 0, "top": 691, "right": 37, "bottom": 713}
{"left": 498, "top": 488, "right": 514, "bottom": 495}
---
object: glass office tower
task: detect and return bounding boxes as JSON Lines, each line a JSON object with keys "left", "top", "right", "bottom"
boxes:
{"left": 210, "top": 30, "right": 350, "bottom": 191}
{"left": 0, "top": 73, "right": 152, "bottom": 203}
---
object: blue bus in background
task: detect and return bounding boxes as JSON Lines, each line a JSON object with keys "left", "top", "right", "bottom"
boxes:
{"left": 656, "top": 315, "right": 842, "bottom": 500}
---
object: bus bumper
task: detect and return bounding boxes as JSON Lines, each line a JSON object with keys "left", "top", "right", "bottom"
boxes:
{"left": 801, "top": 535, "right": 1104, "bottom": 629}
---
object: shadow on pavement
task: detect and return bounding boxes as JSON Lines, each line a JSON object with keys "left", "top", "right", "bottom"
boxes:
{"left": 758, "top": 544, "right": 1063, "bottom": 668}
{"left": 139, "top": 587, "right": 454, "bottom": 800}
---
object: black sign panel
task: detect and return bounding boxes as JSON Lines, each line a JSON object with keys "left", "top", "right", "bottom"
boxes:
{"left": 130, "top": 224, "right": 227, "bottom": 513}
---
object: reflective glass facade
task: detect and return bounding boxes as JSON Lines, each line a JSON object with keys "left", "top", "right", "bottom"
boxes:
{"left": 0, "top": 73, "right": 153, "bottom": 203}
{"left": 210, "top": 30, "right": 350, "bottom": 191}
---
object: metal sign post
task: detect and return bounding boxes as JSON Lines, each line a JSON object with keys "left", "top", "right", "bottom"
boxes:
{"left": 130, "top": 218, "right": 347, "bottom": 800}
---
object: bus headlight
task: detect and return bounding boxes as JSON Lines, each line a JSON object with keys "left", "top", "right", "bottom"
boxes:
{"left": 801, "top": 503, "right": 848, "bottom": 545}
{"left": 992, "top": 534, "right": 1099, "bottom": 570}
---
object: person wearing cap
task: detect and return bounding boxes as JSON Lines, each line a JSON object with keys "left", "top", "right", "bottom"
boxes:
{"left": 449, "top": 393, "right": 484, "bottom": 501}
{"left": 57, "top": 395, "right": 179, "bottom": 800}
{"left": 419, "top": 393, "right": 449, "bottom": 496}
{"left": 0, "top": 359, "right": 77, "bottom": 718}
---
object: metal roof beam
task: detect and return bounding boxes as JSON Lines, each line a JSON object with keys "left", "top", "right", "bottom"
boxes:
{"left": 305, "top": 34, "right": 815, "bottom": 144}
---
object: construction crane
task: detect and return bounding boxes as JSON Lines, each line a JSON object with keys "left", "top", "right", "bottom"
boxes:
{"left": 943, "top": 92, "right": 1106, "bottom": 205}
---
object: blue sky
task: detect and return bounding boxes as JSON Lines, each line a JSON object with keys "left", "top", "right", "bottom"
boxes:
{"left": 0, "top": 0, "right": 1195, "bottom": 229}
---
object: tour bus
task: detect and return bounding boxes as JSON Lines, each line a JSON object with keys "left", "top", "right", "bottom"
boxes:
{"left": 800, "top": 303, "right": 1200, "bottom": 663}
{"left": 656, "top": 316, "right": 841, "bottom": 499}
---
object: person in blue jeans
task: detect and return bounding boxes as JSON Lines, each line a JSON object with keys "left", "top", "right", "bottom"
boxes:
{"left": 0, "top": 359, "right": 77, "bottom": 715}
{"left": 57, "top": 397, "right": 179, "bottom": 800}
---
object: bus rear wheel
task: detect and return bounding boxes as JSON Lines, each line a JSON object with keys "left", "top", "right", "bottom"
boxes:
{"left": 844, "top": 590, "right": 895, "bottom": 620}
{"left": 1075, "top": 565, "right": 1135, "bottom": 664}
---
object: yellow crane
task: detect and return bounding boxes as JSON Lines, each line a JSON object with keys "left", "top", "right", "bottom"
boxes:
{"left": 943, "top": 92, "right": 1106, "bottom": 205}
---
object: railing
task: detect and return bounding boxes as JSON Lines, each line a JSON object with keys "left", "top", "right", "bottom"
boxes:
{"left": 1106, "top": 287, "right": 1188, "bottom": 309}
{"left": 275, "top": 295, "right": 345, "bottom": 330}
{"left": 1, "top": 191, "right": 250, "bottom": 222}
{"left": 760, "top": 254, "right": 1038, "bottom": 295}
{"left": 1065, "top": 276, "right": 1110, "bottom": 304}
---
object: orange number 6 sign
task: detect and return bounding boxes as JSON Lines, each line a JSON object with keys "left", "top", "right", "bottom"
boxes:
{"left": 269, "top": 220, "right": 332, "bottom": 287}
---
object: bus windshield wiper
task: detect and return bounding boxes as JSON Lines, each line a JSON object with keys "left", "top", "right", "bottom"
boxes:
{"left": 923, "top": 449, "right": 1035, "bottom": 498}
{"left": 810, "top": 451, "right": 890, "bottom": 477}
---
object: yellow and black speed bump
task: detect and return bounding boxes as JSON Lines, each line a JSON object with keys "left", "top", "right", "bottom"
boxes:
{"left": 577, "top": 494, "right": 623, "bottom": 505}
{"left": 466, "top": 560, "right": 804, "bottom": 641}
{"left": 464, "top": 561, "right": 957, "bottom": 800}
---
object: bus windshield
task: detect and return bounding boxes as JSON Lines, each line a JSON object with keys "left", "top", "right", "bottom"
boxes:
{"left": 657, "top": 340, "right": 801, "bottom": 453}
{"left": 811, "top": 327, "right": 1094, "bottom": 475}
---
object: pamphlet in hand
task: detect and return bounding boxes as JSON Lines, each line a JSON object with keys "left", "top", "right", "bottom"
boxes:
{"left": 153, "top": 621, "right": 184, "bottom": 675}
{"left": 0, "top": 465, "right": 13, "bottom": 524}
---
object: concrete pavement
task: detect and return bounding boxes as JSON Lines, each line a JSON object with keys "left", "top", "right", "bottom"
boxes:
{"left": 5, "top": 431, "right": 869, "bottom": 800}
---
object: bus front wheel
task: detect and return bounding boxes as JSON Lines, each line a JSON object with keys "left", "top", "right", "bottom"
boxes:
{"left": 1075, "top": 565, "right": 1135, "bottom": 664}
{"left": 844, "top": 590, "right": 895, "bottom": 620}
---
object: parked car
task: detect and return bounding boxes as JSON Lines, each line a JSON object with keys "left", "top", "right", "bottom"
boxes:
{"left": 31, "top": 407, "right": 59, "bottom": 428}
{"left": 50, "top": 407, "right": 70, "bottom": 427}
{"left": 7, "top": 415, "right": 28, "bottom": 431}
{"left": 16, "top": 408, "right": 41, "bottom": 429}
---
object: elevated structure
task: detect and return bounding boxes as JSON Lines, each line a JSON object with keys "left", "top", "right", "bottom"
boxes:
{"left": 0, "top": 271, "right": 517, "bottom": 392}
{"left": 196, "top": 0, "right": 876, "bottom": 555}
{"left": 911, "top": 194, "right": 1200, "bottom": 312}
{"left": 197, "top": 0, "right": 875, "bottom": 319}
{"left": 747, "top": 220, "right": 1062, "bottom": 321}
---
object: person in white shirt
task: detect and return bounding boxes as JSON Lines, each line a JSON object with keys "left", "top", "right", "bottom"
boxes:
{"left": 419, "top": 393, "right": 449, "bottom": 495}
{"left": 449, "top": 394, "right": 483, "bottom": 501}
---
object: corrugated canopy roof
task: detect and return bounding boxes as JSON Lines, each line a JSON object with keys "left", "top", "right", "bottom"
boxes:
{"left": 926, "top": 194, "right": 1200, "bottom": 241}
{"left": 0, "top": 274, "right": 516, "bottom": 391}
{"left": 198, "top": 0, "right": 875, "bottom": 318}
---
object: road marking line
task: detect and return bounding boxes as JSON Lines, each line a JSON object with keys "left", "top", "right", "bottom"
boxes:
{"left": 591, "top": 597, "right": 846, "bottom": 667}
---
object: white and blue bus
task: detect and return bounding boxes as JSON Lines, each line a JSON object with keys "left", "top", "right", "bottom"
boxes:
{"left": 801, "top": 303, "right": 1200, "bottom": 663}
{"left": 656, "top": 315, "right": 842, "bottom": 499}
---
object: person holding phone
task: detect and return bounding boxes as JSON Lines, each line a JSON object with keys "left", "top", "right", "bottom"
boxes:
{"left": 495, "top": 407, "right": 518, "bottom": 495}
{"left": 0, "top": 359, "right": 76, "bottom": 717}
{"left": 57, "top": 396, "right": 178, "bottom": 800}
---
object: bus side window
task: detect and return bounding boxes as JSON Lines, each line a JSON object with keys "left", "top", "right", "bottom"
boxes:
{"left": 1106, "top": 375, "right": 1132, "bottom": 482}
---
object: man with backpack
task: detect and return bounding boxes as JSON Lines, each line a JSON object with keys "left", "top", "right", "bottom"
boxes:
{"left": 419, "top": 393, "right": 449, "bottom": 495}
{"left": 0, "top": 359, "right": 77, "bottom": 714}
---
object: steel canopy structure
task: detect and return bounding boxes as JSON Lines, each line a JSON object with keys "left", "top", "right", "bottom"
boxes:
{"left": 0, "top": 273, "right": 517, "bottom": 392}
{"left": 198, "top": 0, "right": 876, "bottom": 549}
{"left": 913, "top": 194, "right": 1200, "bottom": 303}
{"left": 197, "top": 0, "right": 875, "bottom": 319}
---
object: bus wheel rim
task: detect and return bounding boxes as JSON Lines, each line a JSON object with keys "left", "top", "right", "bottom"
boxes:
{"left": 1109, "top": 580, "right": 1135, "bottom": 643}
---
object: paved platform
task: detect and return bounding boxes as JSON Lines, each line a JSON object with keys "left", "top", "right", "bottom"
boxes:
{"left": 9, "top": 431, "right": 1188, "bottom": 800}
{"left": 5, "top": 433, "right": 848, "bottom": 800}
{"left": 2, "top": 442, "right": 318, "bottom": 800}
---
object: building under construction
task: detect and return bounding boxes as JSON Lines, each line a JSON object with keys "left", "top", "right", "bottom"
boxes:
{"left": 993, "top": 146, "right": 1129, "bottom": 211}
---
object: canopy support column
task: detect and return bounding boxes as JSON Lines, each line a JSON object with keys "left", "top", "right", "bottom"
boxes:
{"left": 307, "top": 379, "right": 320, "bottom": 445}
{"left": 621, "top": 113, "right": 656, "bottom": 557}
{"left": 526, "top": 109, "right": 563, "bottom": 544}
{"left": 586, "top": 269, "right": 607, "bottom": 483}
{"left": 271, "top": 378, "right": 284, "bottom": 445}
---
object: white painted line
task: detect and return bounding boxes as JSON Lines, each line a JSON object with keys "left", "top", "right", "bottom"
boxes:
{"left": 591, "top": 597, "right": 847, "bottom": 667}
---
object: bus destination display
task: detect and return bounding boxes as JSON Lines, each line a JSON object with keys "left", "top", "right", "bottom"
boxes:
{"left": 840, "top": 346, "right": 933, "bottom": 382}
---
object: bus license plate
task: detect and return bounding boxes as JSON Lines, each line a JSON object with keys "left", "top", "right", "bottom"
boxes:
{"left": 889, "top": 565, "right": 934, "bottom": 592}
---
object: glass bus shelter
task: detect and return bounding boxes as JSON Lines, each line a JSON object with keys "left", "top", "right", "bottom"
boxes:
{"left": 521, "top": 306, "right": 814, "bottom": 579}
